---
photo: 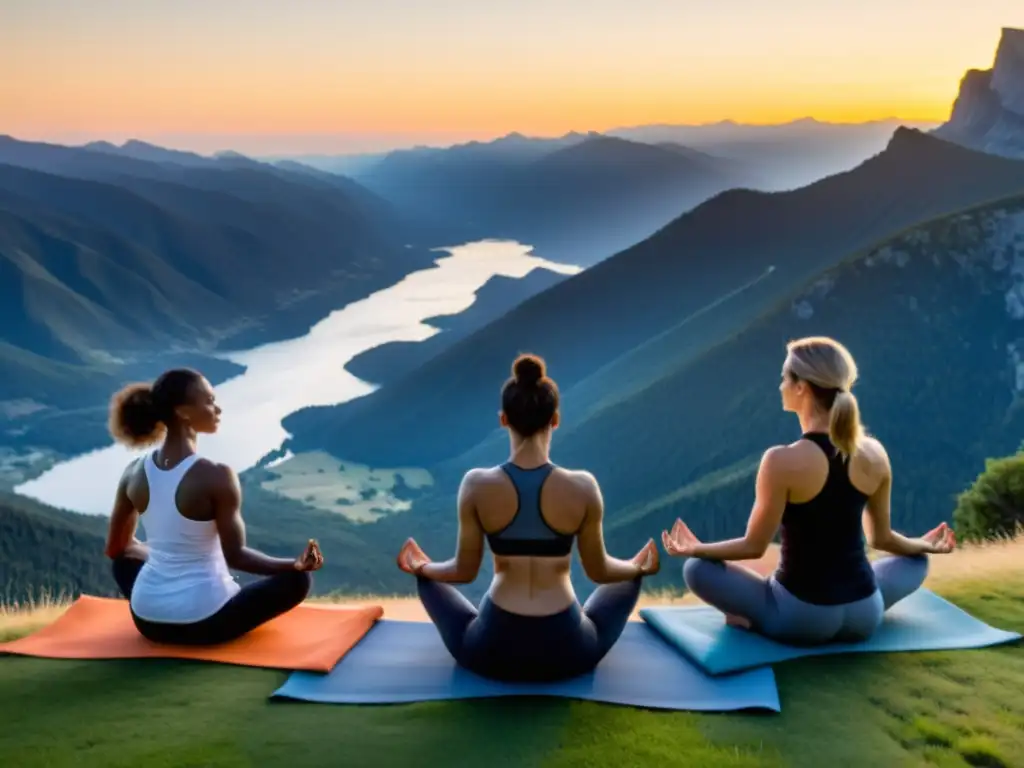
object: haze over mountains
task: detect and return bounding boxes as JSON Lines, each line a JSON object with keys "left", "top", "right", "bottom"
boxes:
{"left": 288, "top": 119, "right": 938, "bottom": 267}
{"left": 344, "top": 132, "right": 743, "bottom": 267}
{"left": 4, "top": 26, "right": 1023, "bottom": 601}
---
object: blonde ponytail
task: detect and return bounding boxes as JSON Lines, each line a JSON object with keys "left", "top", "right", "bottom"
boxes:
{"left": 829, "top": 389, "right": 863, "bottom": 458}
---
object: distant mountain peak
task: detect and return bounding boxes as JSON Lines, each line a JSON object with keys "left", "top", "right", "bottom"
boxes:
{"left": 993, "top": 27, "right": 1024, "bottom": 115}
{"left": 122, "top": 139, "right": 161, "bottom": 151}
{"left": 83, "top": 140, "right": 119, "bottom": 152}
{"left": 881, "top": 126, "right": 954, "bottom": 158}
{"left": 886, "top": 126, "right": 931, "bottom": 148}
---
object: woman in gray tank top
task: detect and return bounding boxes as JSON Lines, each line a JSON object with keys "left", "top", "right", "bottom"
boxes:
{"left": 396, "top": 354, "right": 660, "bottom": 682}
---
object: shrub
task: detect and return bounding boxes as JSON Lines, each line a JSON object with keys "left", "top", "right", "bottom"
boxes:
{"left": 953, "top": 450, "right": 1024, "bottom": 542}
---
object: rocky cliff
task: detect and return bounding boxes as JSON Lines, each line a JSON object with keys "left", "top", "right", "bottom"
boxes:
{"left": 935, "top": 28, "right": 1024, "bottom": 158}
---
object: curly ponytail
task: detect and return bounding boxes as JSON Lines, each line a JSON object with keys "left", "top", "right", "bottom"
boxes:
{"left": 108, "top": 382, "right": 166, "bottom": 447}
{"left": 107, "top": 368, "right": 203, "bottom": 448}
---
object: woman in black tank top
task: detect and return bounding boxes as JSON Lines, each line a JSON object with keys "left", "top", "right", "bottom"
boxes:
{"left": 661, "top": 336, "right": 955, "bottom": 646}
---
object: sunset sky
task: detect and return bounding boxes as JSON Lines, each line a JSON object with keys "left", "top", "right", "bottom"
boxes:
{"left": 2, "top": 0, "right": 1021, "bottom": 155}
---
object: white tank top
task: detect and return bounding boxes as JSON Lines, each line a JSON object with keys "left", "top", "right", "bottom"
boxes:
{"left": 129, "top": 452, "right": 241, "bottom": 624}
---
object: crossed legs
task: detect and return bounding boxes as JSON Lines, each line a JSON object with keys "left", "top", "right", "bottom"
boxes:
{"left": 682, "top": 554, "right": 929, "bottom": 645}
{"left": 112, "top": 555, "right": 312, "bottom": 645}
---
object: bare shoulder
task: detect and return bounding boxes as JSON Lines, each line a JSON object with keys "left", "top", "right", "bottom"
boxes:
{"left": 551, "top": 466, "right": 601, "bottom": 500}
{"left": 463, "top": 466, "right": 500, "bottom": 486}
{"left": 762, "top": 443, "right": 803, "bottom": 474}
{"left": 458, "top": 466, "right": 503, "bottom": 498}
{"left": 855, "top": 436, "right": 890, "bottom": 471}
{"left": 192, "top": 458, "right": 240, "bottom": 494}
{"left": 121, "top": 455, "right": 145, "bottom": 483}
{"left": 120, "top": 456, "right": 148, "bottom": 500}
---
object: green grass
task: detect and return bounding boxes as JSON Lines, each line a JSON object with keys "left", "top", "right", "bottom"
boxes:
{"left": 1, "top": 576, "right": 1021, "bottom": 767}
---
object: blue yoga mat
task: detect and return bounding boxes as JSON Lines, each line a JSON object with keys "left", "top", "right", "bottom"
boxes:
{"left": 271, "top": 619, "right": 780, "bottom": 712}
{"left": 640, "top": 588, "right": 1022, "bottom": 676}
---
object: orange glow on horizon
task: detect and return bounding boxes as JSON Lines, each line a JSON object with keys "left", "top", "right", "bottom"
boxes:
{"left": 1, "top": 1, "right": 1017, "bottom": 154}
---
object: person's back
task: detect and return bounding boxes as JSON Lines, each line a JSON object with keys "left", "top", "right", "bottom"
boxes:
{"left": 663, "top": 336, "right": 955, "bottom": 646}
{"left": 396, "top": 353, "right": 659, "bottom": 681}
{"left": 129, "top": 452, "right": 240, "bottom": 624}
{"left": 104, "top": 368, "right": 324, "bottom": 646}
{"left": 476, "top": 461, "right": 586, "bottom": 616}
{"left": 774, "top": 432, "right": 881, "bottom": 606}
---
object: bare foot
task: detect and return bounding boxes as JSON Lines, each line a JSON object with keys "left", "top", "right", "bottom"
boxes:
{"left": 725, "top": 613, "right": 751, "bottom": 630}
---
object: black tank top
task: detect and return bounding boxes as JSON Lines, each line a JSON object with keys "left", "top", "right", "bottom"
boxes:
{"left": 485, "top": 462, "right": 574, "bottom": 557}
{"left": 774, "top": 433, "right": 877, "bottom": 605}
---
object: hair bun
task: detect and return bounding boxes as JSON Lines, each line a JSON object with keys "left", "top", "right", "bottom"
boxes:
{"left": 512, "top": 354, "right": 545, "bottom": 387}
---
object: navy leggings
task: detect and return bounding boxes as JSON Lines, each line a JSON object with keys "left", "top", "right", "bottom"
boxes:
{"left": 417, "top": 577, "right": 642, "bottom": 682}
{"left": 112, "top": 555, "right": 312, "bottom": 646}
{"left": 683, "top": 554, "right": 929, "bottom": 645}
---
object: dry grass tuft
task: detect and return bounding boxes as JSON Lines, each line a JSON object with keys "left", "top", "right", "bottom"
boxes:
{"left": 0, "top": 589, "right": 74, "bottom": 640}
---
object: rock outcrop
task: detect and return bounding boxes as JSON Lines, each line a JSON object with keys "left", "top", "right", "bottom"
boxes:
{"left": 934, "top": 28, "right": 1024, "bottom": 158}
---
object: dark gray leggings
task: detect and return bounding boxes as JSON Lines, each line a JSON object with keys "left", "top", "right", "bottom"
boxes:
{"left": 112, "top": 555, "right": 312, "bottom": 646}
{"left": 417, "top": 576, "right": 642, "bottom": 682}
{"left": 682, "top": 554, "right": 929, "bottom": 645}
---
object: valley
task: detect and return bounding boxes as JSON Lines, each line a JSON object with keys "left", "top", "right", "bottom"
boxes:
{"left": 334, "top": 191, "right": 1024, "bottom": 601}
{"left": 283, "top": 128, "right": 1024, "bottom": 470}
{"left": 0, "top": 137, "right": 436, "bottom": 460}
{"left": 4, "top": 27, "right": 1024, "bottom": 605}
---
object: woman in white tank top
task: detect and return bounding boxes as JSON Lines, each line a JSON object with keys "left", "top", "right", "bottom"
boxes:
{"left": 103, "top": 368, "right": 324, "bottom": 646}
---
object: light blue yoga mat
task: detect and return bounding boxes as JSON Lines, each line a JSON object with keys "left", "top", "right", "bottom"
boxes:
{"left": 640, "top": 588, "right": 1022, "bottom": 676}
{"left": 271, "top": 619, "right": 781, "bottom": 712}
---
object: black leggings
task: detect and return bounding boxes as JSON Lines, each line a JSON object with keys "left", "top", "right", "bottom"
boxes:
{"left": 112, "top": 555, "right": 312, "bottom": 646}
{"left": 417, "top": 576, "right": 642, "bottom": 682}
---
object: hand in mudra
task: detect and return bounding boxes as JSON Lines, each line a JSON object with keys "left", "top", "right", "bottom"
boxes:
{"left": 920, "top": 522, "right": 956, "bottom": 554}
{"left": 661, "top": 518, "right": 703, "bottom": 557}
{"left": 294, "top": 539, "right": 324, "bottom": 571}
{"left": 632, "top": 538, "right": 660, "bottom": 575}
{"left": 396, "top": 537, "right": 431, "bottom": 575}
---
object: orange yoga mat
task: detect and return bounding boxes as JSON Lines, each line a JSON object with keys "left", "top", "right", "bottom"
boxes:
{"left": 0, "top": 595, "right": 383, "bottom": 673}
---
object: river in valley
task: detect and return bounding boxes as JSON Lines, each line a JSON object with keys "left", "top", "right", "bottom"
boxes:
{"left": 15, "top": 240, "right": 580, "bottom": 515}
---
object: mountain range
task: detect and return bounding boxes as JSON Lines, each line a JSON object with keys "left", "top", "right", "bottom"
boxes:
{"left": 282, "top": 118, "right": 939, "bottom": 268}
{"left": 360, "top": 189, "right": 1024, "bottom": 599}
{"left": 283, "top": 129, "right": 1024, "bottom": 468}
{"left": 346, "top": 133, "right": 745, "bottom": 267}
{"left": 0, "top": 136, "right": 437, "bottom": 454}
{"left": 5, "top": 26, "right": 1024, "bottom": 601}
{"left": 274, "top": 127, "right": 1024, "bottom": 598}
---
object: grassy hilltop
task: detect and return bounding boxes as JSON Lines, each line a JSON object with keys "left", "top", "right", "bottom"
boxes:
{"left": 0, "top": 537, "right": 1021, "bottom": 768}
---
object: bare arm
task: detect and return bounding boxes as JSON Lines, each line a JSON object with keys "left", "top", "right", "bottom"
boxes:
{"left": 104, "top": 462, "right": 147, "bottom": 560}
{"left": 862, "top": 447, "right": 934, "bottom": 557}
{"left": 212, "top": 464, "right": 301, "bottom": 575}
{"left": 417, "top": 471, "right": 485, "bottom": 584}
{"left": 576, "top": 473, "right": 643, "bottom": 583}
{"left": 690, "top": 448, "right": 788, "bottom": 561}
